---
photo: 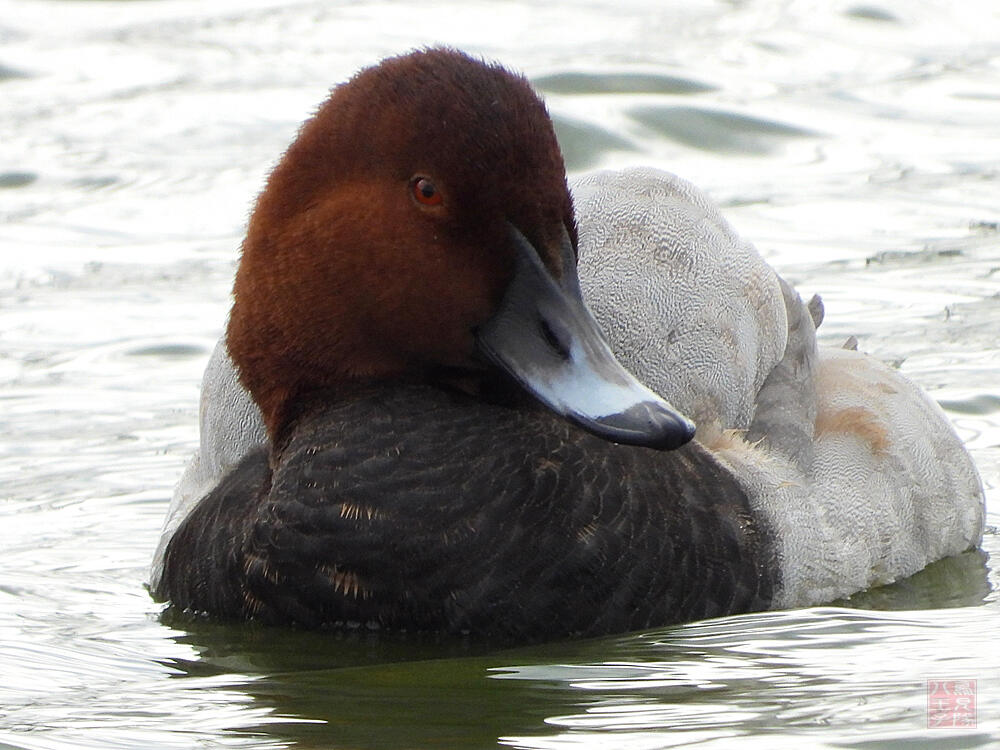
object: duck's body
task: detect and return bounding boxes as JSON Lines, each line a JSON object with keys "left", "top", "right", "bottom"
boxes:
{"left": 151, "top": 49, "right": 984, "bottom": 641}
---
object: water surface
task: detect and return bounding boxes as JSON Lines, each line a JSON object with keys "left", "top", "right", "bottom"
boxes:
{"left": 1, "top": 0, "right": 998, "bottom": 747}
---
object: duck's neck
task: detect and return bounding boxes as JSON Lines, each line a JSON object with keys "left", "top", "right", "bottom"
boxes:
{"left": 256, "top": 364, "right": 535, "bottom": 462}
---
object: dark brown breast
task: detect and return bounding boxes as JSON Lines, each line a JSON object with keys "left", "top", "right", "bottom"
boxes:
{"left": 156, "top": 384, "right": 777, "bottom": 643}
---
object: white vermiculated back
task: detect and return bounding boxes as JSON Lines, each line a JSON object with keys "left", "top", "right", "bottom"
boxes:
{"left": 572, "top": 167, "right": 788, "bottom": 431}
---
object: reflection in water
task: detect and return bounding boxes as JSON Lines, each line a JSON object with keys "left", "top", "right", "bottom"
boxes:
{"left": 837, "top": 550, "right": 991, "bottom": 611}
{"left": 162, "top": 623, "right": 570, "bottom": 749}
{"left": 158, "top": 545, "right": 995, "bottom": 749}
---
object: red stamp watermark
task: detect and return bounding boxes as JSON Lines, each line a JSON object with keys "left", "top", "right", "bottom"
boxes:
{"left": 927, "top": 679, "right": 976, "bottom": 728}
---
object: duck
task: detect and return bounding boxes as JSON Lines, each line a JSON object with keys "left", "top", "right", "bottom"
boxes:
{"left": 150, "top": 48, "right": 985, "bottom": 641}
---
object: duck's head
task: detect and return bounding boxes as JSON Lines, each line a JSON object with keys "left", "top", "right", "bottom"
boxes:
{"left": 228, "top": 48, "right": 694, "bottom": 450}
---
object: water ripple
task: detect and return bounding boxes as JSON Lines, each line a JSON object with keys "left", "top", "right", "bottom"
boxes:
{"left": 627, "top": 104, "right": 820, "bottom": 154}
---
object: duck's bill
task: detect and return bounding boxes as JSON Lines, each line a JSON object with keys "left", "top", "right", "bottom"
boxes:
{"left": 476, "top": 224, "right": 695, "bottom": 451}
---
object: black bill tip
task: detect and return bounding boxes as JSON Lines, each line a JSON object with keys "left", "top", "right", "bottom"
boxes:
{"left": 573, "top": 400, "right": 696, "bottom": 450}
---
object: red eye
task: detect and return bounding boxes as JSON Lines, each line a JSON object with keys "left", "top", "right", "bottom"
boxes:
{"left": 412, "top": 176, "right": 442, "bottom": 206}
